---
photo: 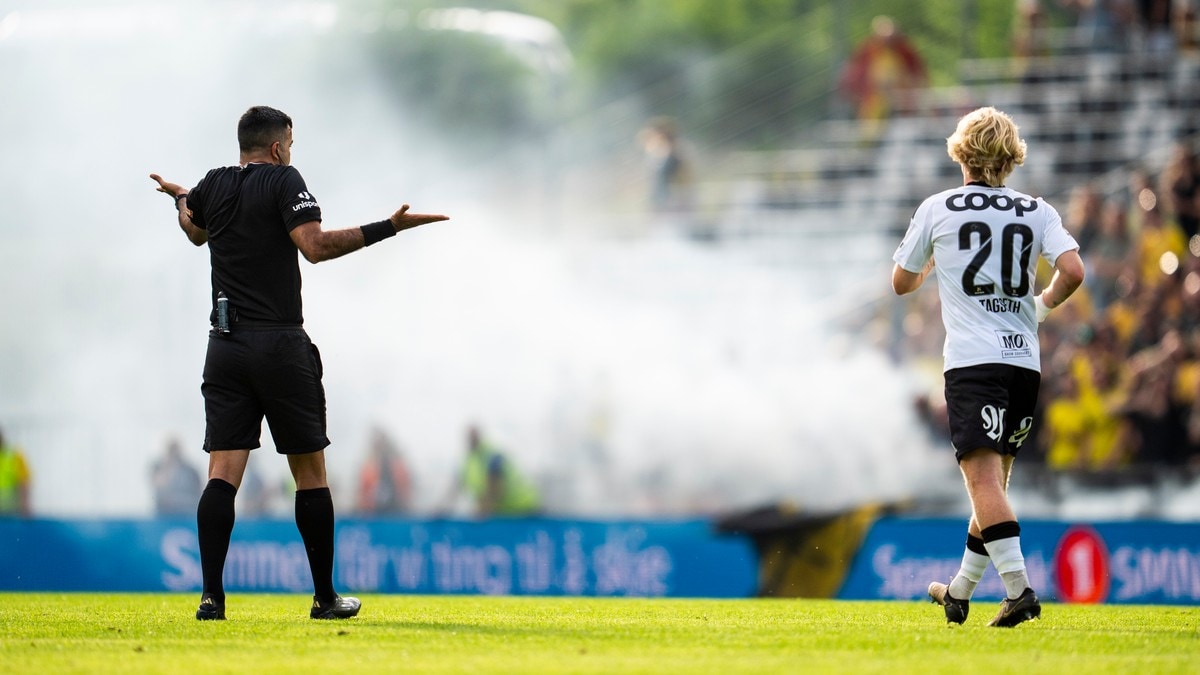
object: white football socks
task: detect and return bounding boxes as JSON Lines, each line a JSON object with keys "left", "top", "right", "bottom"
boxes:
{"left": 983, "top": 536, "right": 1030, "bottom": 599}
{"left": 948, "top": 547, "right": 989, "bottom": 599}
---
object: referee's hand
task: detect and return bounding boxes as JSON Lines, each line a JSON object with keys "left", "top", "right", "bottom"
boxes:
{"left": 149, "top": 173, "right": 187, "bottom": 199}
{"left": 389, "top": 204, "right": 449, "bottom": 233}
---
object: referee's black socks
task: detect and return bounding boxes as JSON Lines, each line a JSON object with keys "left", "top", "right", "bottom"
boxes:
{"left": 295, "top": 487, "right": 337, "bottom": 603}
{"left": 196, "top": 478, "right": 238, "bottom": 604}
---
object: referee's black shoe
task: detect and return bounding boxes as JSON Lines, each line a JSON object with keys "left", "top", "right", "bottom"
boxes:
{"left": 311, "top": 595, "right": 361, "bottom": 620}
{"left": 987, "top": 588, "right": 1041, "bottom": 627}
{"left": 927, "top": 581, "right": 969, "bottom": 624}
{"left": 196, "top": 595, "right": 225, "bottom": 621}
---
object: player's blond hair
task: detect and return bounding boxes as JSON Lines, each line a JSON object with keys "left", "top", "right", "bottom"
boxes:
{"left": 946, "top": 107, "right": 1027, "bottom": 187}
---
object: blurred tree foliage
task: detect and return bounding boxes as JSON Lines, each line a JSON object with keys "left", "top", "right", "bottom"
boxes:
{"left": 372, "top": 0, "right": 1066, "bottom": 149}
{"left": 365, "top": 1, "right": 550, "bottom": 153}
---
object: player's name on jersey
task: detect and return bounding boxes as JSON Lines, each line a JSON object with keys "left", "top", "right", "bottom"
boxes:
{"left": 977, "top": 297, "right": 1022, "bottom": 313}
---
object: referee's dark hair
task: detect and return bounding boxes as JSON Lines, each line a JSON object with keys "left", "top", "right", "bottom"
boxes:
{"left": 237, "top": 106, "right": 293, "bottom": 153}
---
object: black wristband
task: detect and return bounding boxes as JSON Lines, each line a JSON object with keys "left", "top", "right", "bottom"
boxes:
{"left": 174, "top": 193, "right": 188, "bottom": 211}
{"left": 360, "top": 220, "right": 396, "bottom": 247}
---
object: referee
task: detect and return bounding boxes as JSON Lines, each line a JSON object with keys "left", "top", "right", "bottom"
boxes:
{"left": 150, "top": 105, "right": 447, "bottom": 620}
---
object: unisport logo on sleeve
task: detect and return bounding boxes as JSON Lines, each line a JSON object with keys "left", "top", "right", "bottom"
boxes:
{"left": 292, "top": 191, "right": 319, "bottom": 212}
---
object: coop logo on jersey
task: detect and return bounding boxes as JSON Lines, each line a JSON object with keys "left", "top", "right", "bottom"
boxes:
{"left": 945, "top": 192, "right": 1038, "bottom": 217}
{"left": 995, "top": 330, "right": 1032, "bottom": 359}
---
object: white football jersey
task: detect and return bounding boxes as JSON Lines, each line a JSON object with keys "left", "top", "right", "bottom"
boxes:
{"left": 893, "top": 184, "right": 1079, "bottom": 373}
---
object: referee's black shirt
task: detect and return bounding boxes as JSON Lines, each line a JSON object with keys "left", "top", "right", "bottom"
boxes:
{"left": 187, "top": 163, "right": 322, "bottom": 326}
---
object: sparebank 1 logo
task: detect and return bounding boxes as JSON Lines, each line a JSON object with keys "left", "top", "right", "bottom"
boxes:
{"left": 1054, "top": 525, "right": 1111, "bottom": 603}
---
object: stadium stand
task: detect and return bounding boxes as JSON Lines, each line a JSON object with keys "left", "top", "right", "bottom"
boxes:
{"left": 705, "top": 26, "right": 1200, "bottom": 509}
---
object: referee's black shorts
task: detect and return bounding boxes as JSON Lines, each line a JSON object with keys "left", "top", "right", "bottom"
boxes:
{"left": 944, "top": 363, "right": 1040, "bottom": 462}
{"left": 201, "top": 327, "right": 330, "bottom": 454}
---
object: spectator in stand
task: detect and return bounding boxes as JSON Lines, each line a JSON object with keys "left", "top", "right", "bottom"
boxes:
{"left": 1183, "top": 259, "right": 1200, "bottom": 466}
{"left": 237, "top": 453, "right": 275, "bottom": 518}
{"left": 1042, "top": 365, "right": 1093, "bottom": 469}
{"left": 441, "top": 425, "right": 541, "bottom": 518}
{"left": 1014, "top": 0, "right": 1049, "bottom": 58}
{"left": 837, "top": 15, "right": 927, "bottom": 142}
{"left": 0, "top": 425, "right": 31, "bottom": 517}
{"left": 1013, "top": 0, "right": 1054, "bottom": 84}
{"left": 1125, "top": 166, "right": 1158, "bottom": 235}
{"left": 1104, "top": 270, "right": 1149, "bottom": 350}
{"left": 1177, "top": 251, "right": 1200, "bottom": 336}
{"left": 1160, "top": 142, "right": 1200, "bottom": 239}
{"left": 1186, "top": 383, "right": 1200, "bottom": 468}
{"left": 1174, "top": 0, "right": 1199, "bottom": 52}
{"left": 1135, "top": 202, "right": 1188, "bottom": 289}
{"left": 1170, "top": 253, "right": 1200, "bottom": 468}
{"left": 1130, "top": 271, "right": 1178, "bottom": 353}
{"left": 1079, "top": 325, "right": 1134, "bottom": 468}
{"left": 1134, "top": 0, "right": 1177, "bottom": 55}
{"left": 1044, "top": 321, "right": 1134, "bottom": 471}
{"left": 150, "top": 437, "right": 203, "bottom": 517}
{"left": 1059, "top": 0, "right": 1134, "bottom": 53}
{"left": 1085, "top": 198, "right": 1137, "bottom": 311}
{"left": 638, "top": 116, "right": 693, "bottom": 216}
{"left": 356, "top": 427, "right": 413, "bottom": 516}
{"left": 1118, "top": 328, "right": 1190, "bottom": 465}
{"left": 1063, "top": 183, "right": 1105, "bottom": 255}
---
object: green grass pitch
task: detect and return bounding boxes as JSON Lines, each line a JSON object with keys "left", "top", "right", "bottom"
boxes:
{"left": 1, "top": 593, "right": 1196, "bottom": 674}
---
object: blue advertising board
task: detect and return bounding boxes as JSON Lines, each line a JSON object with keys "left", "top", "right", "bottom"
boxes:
{"left": 838, "top": 517, "right": 1200, "bottom": 605}
{"left": 0, "top": 518, "right": 758, "bottom": 598}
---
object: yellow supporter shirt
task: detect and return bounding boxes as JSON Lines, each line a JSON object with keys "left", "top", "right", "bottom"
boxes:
{"left": 1138, "top": 220, "right": 1187, "bottom": 286}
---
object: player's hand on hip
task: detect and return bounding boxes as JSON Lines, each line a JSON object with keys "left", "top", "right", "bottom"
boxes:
{"left": 1034, "top": 293, "right": 1052, "bottom": 323}
{"left": 389, "top": 204, "right": 450, "bottom": 232}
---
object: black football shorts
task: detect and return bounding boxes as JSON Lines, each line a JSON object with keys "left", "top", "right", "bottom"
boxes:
{"left": 201, "top": 328, "right": 331, "bottom": 454}
{"left": 944, "top": 363, "right": 1041, "bottom": 461}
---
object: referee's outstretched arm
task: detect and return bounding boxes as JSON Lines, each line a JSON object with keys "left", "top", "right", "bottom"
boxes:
{"left": 149, "top": 173, "right": 208, "bottom": 246}
{"left": 289, "top": 204, "right": 448, "bottom": 264}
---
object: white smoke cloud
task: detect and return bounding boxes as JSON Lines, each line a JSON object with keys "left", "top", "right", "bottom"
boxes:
{"left": 0, "top": 1, "right": 948, "bottom": 517}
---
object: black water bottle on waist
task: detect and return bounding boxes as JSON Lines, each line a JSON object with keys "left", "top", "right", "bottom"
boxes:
{"left": 216, "top": 292, "right": 231, "bottom": 335}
